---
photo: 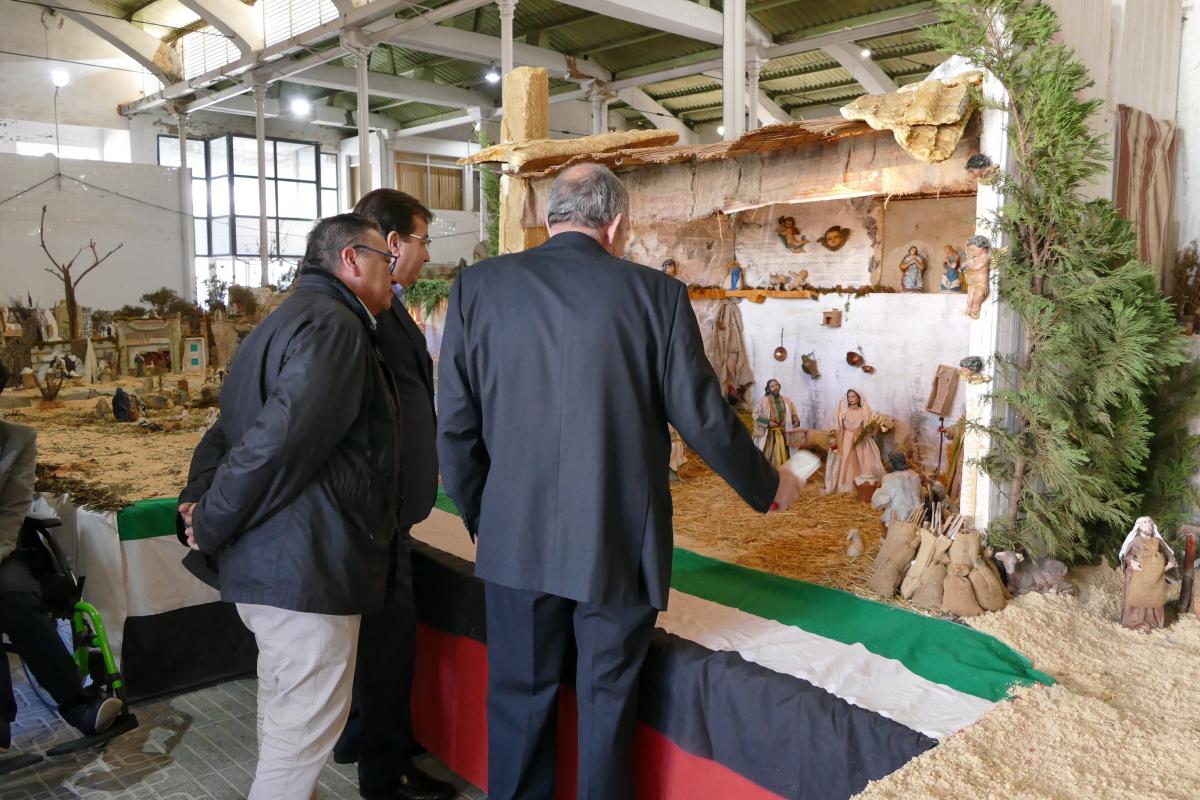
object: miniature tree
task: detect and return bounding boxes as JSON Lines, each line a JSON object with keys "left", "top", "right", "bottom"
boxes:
{"left": 140, "top": 287, "right": 184, "bottom": 317}
{"left": 929, "top": 1, "right": 1189, "bottom": 559}
{"left": 38, "top": 206, "right": 123, "bottom": 340}
{"left": 477, "top": 128, "right": 500, "bottom": 258}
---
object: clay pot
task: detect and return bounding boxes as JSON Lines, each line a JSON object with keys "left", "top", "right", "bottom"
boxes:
{"left": 773, "top": 346, "right": 788, "bottom": 361}
{"left": 861, "top": 365, "right": 876, "bottom": 374}
{"left": 846, "top": 351, "right": 864, "bottom": 367}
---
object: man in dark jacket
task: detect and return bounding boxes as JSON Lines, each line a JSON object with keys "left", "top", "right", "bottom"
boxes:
{"left": 331, "top": 189, "right": 454, "bottom": 800}
{"left": 437, "top": 164, "right": 803, "bottom": 800}
{"left": 179, "top": 213, "right": 402, "bottom": 800}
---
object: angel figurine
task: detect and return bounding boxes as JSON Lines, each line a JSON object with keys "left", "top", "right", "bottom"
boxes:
{"left": 963, "top": 235, "right": 992, "bottom": 319}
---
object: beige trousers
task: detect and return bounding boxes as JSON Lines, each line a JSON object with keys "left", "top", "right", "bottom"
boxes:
{"left": 236, "top": 603, "right": 361, "bottom": 800}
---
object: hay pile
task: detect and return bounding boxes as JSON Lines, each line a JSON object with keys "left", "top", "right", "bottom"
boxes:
{"left": 671, "top": 456, "right": 883, "bottom": 592}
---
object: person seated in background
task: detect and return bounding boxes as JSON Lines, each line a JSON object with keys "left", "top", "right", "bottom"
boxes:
{"left": 0, "top": 362, "right": 122, "bottom": 752}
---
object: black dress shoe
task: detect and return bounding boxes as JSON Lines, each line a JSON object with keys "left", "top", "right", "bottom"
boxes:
{"left": 360, "top": 766, "right": 457, "bottom": 800}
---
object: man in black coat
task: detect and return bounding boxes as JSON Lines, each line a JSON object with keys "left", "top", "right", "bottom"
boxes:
{"left": 179, "top": 213, "right": 402, "bottom": 800}
{"left": 331, "top": 189, "right": 454, "bottom": 800}
{"left": 437, "top": 164, "right": 803, "bottom": 799}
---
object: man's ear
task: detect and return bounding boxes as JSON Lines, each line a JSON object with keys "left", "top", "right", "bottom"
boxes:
{"left": 340, "top": 245, "right": 362, "bottom": 276}
{"left": 386, "top": 230, "right": 402, "bottom": 251}
{"left": 603, "top": 213, "right": 624, "bottom": 246}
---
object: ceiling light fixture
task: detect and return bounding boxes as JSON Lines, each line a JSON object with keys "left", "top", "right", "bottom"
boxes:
{"left": 860, "top": 47, "right": 872, "bottom": 58}
{"left": 51, "top": 69, "right": 70, "bottom": 88}
{"left": 485, "top": 63, "right": 501, "bottom": 83}
{"left": 717, "top": 125, "right": 725, "bottom": 136}
{"left": 290, "top": 97, "right": 312, "bottom": 117}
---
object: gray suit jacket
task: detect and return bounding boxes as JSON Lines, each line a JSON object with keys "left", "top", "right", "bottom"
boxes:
{"left": 0, "top": 420, "right": 37, "bottom": 563}
{"left": 437, "top": 232, "right": 778, "bottom": 610}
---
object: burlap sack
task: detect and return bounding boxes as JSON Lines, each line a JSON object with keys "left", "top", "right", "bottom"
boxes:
{"left": 1127, "top": 543, "right": 1167, "bottom": 608}
{"left": 969, "top": 556, "right": 1007, "bottom": 612}
{"left": 868, "top": 523, "right": 918, "bottom": 597}
{"left": 883, "top": 520, "right": 918, "bottom": 544}
{"left": 949, "top": 531, "right": 981, "bottom": 567}
{"left": 942, "top": 563, "right": 983, "bottom": 617}
{"left": 911, "top": 561, "right": 948, "bottom": 611}
{"left": 900, "top": 529, "right": 938, "bottom": 600}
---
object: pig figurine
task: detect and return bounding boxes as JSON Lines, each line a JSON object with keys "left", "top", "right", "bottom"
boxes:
{"left": 993, "top": 551, "right": 1075, "bottom": 596}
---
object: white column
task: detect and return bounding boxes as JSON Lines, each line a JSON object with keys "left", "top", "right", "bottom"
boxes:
{"left": 746, "top": 51, "right": 764, "bottom": 132}
{"left": 960, "top": 67, "right": 1020, "bottom": 532}
{"left": 254, "top": 83, "right": 270, "bottom": 287}
{"left": 721, "top": 0, "right": 735, "bottom": 138}
{"left": 590, "top": 89, "right": 610, "bottom": 135}
{"left": 178, "top": 110, "right": 196, "bottom": 302}
{"left": 376, "top": 128, "right": 394, "bottom": 189}
{"left": 498, "top": 0, "right": 517, "bottom": 76}
{"left": 730, "top": 0, "right": 746, "bottom": 138}
{"left": 356, "top": 47, "right": 373, "bottom": 196}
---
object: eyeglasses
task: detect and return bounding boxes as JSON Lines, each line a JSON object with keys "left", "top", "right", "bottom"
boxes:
{"left": 402, "top": 232, "right": 433, "bottom": 247}
{"left": 351, "top": 244, "right": 398, "bottom": 274}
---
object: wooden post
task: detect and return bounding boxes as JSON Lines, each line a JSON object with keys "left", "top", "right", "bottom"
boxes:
{"left": 499, "top": 66, "right": 549, "bottom": 255}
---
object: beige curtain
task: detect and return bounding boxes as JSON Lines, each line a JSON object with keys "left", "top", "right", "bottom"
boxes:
{"left": 1114, "top": 105, "right": 1178, "bottom": 287}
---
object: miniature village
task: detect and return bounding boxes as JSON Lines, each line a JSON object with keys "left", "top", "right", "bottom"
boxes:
{"left": 3, "top": 1, "right": 1200, "bottom": 799}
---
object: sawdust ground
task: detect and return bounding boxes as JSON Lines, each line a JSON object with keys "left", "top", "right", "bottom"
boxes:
{"left": 855, "top": 566, "right": 1200, "bottom": 799}
{"left": 2, "top": 379, "right": 206, "bottom": 502}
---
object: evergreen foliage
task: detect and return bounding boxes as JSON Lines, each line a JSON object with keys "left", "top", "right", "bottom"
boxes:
{"left": 928, "top": 1, "right": 1189, "bottom": 560}
{"left": 403, "top": 278, "right": 452, "bottom": 317}
{"left": 477, "top": 128, "right": 500, "bottom": 258}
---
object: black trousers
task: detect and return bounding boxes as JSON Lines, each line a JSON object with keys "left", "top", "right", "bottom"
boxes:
{"left": 484, "top": 581, "right": 658, "bottom": 800}
{"left": 334, "top": 530, "right": 418, "bottom": 789}
{"left": 0, "top": 556, "right": 94, "bottom": 731}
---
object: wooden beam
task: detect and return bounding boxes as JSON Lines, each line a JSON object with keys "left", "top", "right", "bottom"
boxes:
{"left": 500, "top": 66, "right": 549, "bottom": 254}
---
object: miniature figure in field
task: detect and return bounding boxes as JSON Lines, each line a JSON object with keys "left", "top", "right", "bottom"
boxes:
{"left": 752, "top": 379, "right": 800, "bottom": 467}
{"left": 871, "top": 452, "right": 923, "bottom": 524}
{"left": 1119, "top": 516, "right": 1177, "bottom": 632}
{"left": 824, "top": 389, "right": 886, "bottom": 495}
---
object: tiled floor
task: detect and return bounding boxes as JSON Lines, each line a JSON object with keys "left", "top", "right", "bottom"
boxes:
{"left": 3, "top": 655, "right": 485, "bottom": 800}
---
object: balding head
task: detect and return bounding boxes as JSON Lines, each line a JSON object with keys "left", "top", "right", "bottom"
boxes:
{"left": 545, "top": 163, "right": 629, "bottom": 256}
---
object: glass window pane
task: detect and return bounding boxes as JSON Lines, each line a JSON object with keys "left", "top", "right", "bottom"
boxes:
{"left": 211, "top": 217, "right": 231, "bottom": 256}
{"left": 210, "top": 136, "right": 228, "bottom": 177}
{"left": 232, "top": 177, "right": 277, "bottom": 217}
{"left": 235, "top": 217, "right": 277, "bottom": 256}
{"left": 321, "top": 189, "right": 338, "bottom": 216}
{"left": 321, "top": 153, "right": 337, "bottom": 188}
{"left": 276, "top": 141, "right": 316, "bottom": 181}
{"left": 232, "top": 136, "right": 274, "bottom": 177}
{"left": 158, "top": 136, "right": 179, "bottom": 167}
{"left": 191, "top": 179, "right": 208, "bottom": 216}
{"left": 194, "top": 219, "right": 209, "bottom": 256}
{"left": 211, "top": 177, "right": 230, "bottom": 217}
{"left": 277, "top": 181, "right": 318, "bottom": 219}
{"left": 278, "top": 219, "right": 312, "bottom": 257}
{"left": 187, "top": 139, "right": 207, "bottom": 177}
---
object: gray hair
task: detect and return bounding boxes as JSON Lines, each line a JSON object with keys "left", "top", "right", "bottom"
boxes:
{"left": 301, "top": 213, "right": 382, "bottom": 274}
{"left": 966, "top": 234, "right": 992, "bottom": 250}
{"left": 546, "top": 163, "right": 628, "bottom": 230}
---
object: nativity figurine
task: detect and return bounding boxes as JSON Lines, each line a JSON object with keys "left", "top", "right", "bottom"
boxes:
{"left": 965, "top": 153, "right": 1000, "bottom": 184}
{"left": 963, "top": 235, "right": 992, "bottom": 319}
{"left": 940, "top": 245, "right": 963, "bottom": 292}
{"left": 661, "top": 258, "right": 680, "bottom": 279}
{"left": 818, "top": 225, "right": 850, "bottom": 252}
{"left": 727, "top": 260, "right": 743, "bottom": 290}
{"left": 824, "top": 388, "right": 886, "bottom": 495}
{"left": 1119, "top": 516, "right": 1177, "bottom": 632}
{"left": 871, "top": 452, "right": 924, "bottom": 524}
{"left": 776, "top": 216, "right": 810, "bottom": 252}
{"left": 752, "top": 379, "right": 801, "bottom": 467}
{"left": 899, "top": 245, "right": 927, "bottom": 292}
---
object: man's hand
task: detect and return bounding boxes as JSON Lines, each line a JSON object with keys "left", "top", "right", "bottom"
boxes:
{"left": 178, "top": 502, "right": 199, "bottom": 550}
{"left": 770, "top": 468, "right": 803, "bottom": 512}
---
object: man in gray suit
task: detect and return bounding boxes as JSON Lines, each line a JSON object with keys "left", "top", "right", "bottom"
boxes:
{"left": 437, "top": 164, "right": 802, "bottom": 799}
{"left": 1, "top": 363, "right": 121, "bottom": 751}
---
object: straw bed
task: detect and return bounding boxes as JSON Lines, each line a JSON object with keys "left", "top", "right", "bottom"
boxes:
{"left": 671, "top": 454, "right": 884, "bottom": 594}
